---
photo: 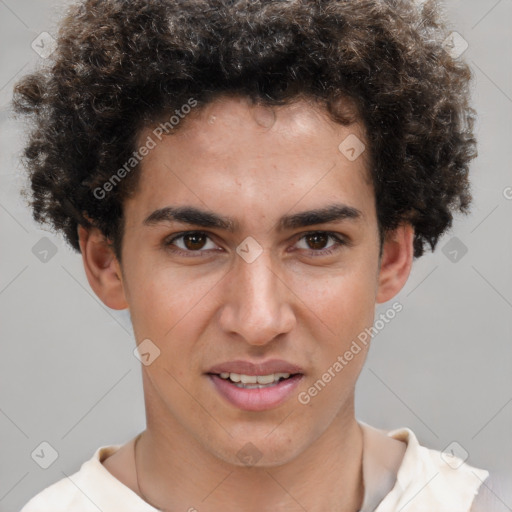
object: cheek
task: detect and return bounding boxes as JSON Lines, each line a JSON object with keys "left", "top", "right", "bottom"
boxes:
{"left": 123, "top": 261, "right": 220, "bottom": 343}
{"left": 298, "top": 271, "right": 376, "bottom": 409}
{"left": 288, "top": 262, "right": 377, "bottom": 341}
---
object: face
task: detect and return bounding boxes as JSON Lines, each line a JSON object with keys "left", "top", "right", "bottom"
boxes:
{"left": 83, "top": 95, "right": 412, "bottom": 467}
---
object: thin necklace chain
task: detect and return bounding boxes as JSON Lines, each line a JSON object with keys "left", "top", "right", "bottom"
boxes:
{"left": 133, "top": 433, "right": 364, "bottom": 512}
{"left": 134, "top": 433, "right": 169, "bottom": 512}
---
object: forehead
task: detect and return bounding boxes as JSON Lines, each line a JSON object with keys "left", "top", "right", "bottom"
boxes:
{"left": 127, "top": 96, "right": 375, "bottom": 228}
{"left": 142, "top": 95, "right": 366, "bottom": 163}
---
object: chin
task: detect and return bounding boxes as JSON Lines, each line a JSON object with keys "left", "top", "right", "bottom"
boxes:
{"left": 210, "top": 431, "right": 307, "bottom": 469}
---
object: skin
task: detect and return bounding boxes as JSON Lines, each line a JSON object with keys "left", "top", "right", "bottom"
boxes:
{"left": 78, "top": 95, "right": 414, "bottom": 511}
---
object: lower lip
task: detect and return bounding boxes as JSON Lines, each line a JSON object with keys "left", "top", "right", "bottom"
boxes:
{"left": 207, "top": 374, "right": 303, "bottom": 412}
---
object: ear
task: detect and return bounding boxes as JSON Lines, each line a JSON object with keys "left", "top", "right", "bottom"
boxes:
{"left": 77, "top": 225, "right": 128, "bottom": 310}
{"left": 376, "top": 223, "right": 414, "bottom": 304}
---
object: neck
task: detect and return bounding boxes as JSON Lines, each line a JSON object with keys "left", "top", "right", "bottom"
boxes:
{"left": 135, "top": 404, "right": 364, "bottom": 512}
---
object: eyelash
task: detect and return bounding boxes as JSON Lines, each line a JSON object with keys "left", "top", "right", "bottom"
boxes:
{"left": 163, "top": 231, "right": 348, "bottom": 258}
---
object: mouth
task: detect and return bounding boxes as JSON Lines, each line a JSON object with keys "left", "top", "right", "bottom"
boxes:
{"left": 206, "top": 371, "right": 304, "bottom": 411}
{"left": 208, "top": 371, "right": 301, "bottom": 388}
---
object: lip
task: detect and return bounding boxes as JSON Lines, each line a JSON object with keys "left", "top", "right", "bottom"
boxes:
{"left": 206, "top": 359, "right": 305, "bottom": 376}
{"left": 207, "top": 373, "right": 304, "bottom": 411}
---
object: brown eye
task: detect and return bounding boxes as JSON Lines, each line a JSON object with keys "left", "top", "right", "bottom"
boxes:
{"left": 163, "top": 231, "right": 219, "bottom": 255}
{"left": 182, "top": 233, "right": 208, "bottom": 250}
{"left": 295, "top": 231, "right": 347, "bottom": 257}
{"left": 304, "top": 233, "right": 329, "bottom": 250}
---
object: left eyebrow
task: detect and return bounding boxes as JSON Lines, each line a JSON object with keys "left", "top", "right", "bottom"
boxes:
{"left": 142, "top": 203, "right": 363, "bottom": 231}
{"left": 278, "top": 203, "right": 363, "bottom": 231}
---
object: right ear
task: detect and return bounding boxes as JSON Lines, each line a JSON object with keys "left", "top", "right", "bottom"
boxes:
{"left": 77, "top": 225, "right": 128, "bottom": 310}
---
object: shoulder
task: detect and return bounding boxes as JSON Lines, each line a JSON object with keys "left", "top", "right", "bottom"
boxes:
{"left": 19, "top": 441, "right": 151, "bottom": 512}
{"left": 377, "top": 426, "right": 489, "bottom": 512}
{"left": 20, "top": 470, "right": 85, "bottom": 512}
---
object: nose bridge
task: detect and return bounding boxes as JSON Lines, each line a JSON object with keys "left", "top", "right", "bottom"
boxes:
{"left": 220, "top": 247, "right": 295, "bottom": 344}
{"left": 241, "top": 251, "right": 278, "bottom": 307}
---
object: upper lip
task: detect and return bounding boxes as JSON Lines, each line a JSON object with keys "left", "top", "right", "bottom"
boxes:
{"left": 206, "top": 359, "right": 304, "bottom": 376}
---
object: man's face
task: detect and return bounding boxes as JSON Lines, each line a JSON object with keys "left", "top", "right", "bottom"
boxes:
{"left": 116, "top": 96, "right": 394, "bottom": 466}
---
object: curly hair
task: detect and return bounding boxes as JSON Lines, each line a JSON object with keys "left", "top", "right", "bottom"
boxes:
{"left": 12, "top": 0, "right": 476, "bottom": 260}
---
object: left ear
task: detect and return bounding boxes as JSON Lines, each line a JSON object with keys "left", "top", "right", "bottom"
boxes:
{"left": 376, "top": 223, "right": 414, "bottom": 304}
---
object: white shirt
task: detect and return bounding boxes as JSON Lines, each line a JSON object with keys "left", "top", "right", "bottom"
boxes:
{"left": 20, "top": 422, "right": 489, "bottom": 512}
{"left": 359, "top": 422, "right": 489, "bottom": 512}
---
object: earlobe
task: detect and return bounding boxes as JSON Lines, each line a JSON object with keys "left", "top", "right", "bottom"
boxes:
{"left": 77, "top": 225, "right": 128, "bottom": 310}
{"left": 376, "top": 223, "right": 414, "bottom": 304}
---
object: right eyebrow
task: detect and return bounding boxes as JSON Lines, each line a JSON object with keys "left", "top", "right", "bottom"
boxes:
{"left": 143, "top": 206, "right": 238, "bottom": 231}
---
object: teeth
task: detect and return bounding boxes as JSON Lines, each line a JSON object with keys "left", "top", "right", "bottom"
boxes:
{"left": 218, "top": 372, "right": 291, "bottom": 384}
{"left": 254, "top": 374, "right": 275, "bottom": 384}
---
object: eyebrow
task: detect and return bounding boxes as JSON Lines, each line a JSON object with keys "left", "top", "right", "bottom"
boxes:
{"left": 143, "top": 203, "right": 363, "bottom": 231}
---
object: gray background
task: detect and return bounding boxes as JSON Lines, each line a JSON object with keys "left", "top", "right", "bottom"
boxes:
{"left": 1, "top": 0, "right": 511, "bottom": 511}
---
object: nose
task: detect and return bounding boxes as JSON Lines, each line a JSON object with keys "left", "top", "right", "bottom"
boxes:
{"left": 218, "top": 249, "right": 296, "bottom": 346}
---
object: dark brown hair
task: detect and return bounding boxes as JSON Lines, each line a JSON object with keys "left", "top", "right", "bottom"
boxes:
{"left": 12, "top": 0, "right": 476, "bottom": 259}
